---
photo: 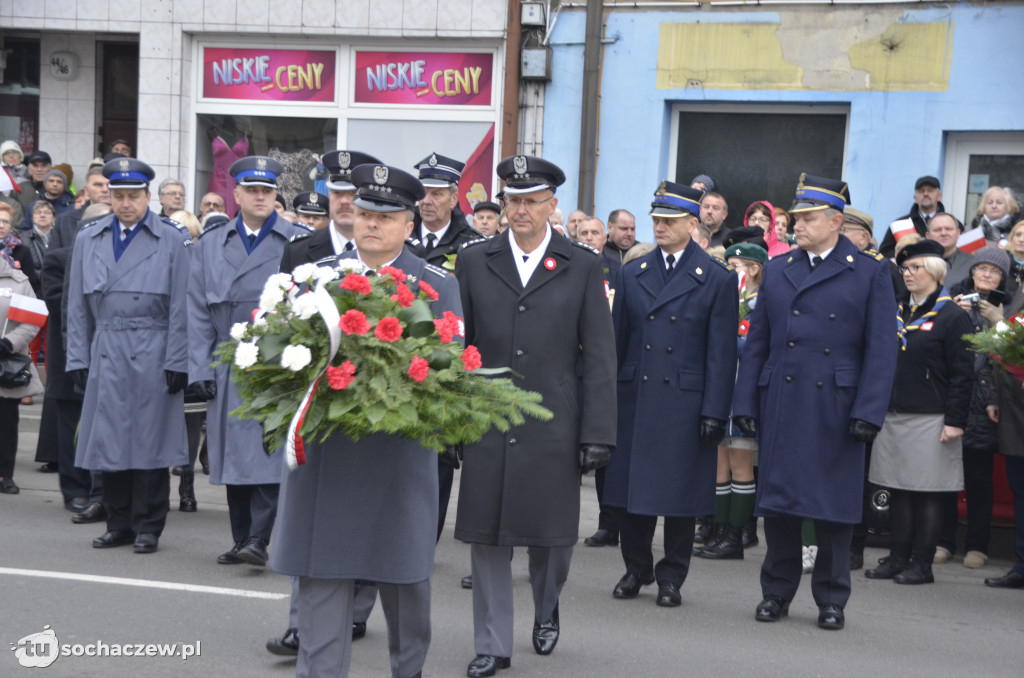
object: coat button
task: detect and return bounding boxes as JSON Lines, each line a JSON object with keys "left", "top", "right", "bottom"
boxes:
{"left": 641, "top": 376, "right": 648, "bottom": 383}
{"left": 829, "top": 314, "right": 836, "bottom": 320}
{"left": 785, "top": 376, "right": 793, "bottom": 383}
{"left": 130, "top": 356, "right": 136, "bottom": 361}
{"left": 792, "top": 309, "right": 800, "bottom": 316}
{"left": 518, "top": 305, "right": 526, "bottom": 312}
{"left": 515, "top": 350, "right": 524, "bottom": 357}
{"left": 509, "top": 438, "right": 517, "bottom": 445}
{"left": 648, "top": 314, "right": 655, "bottom": 321}
{"left": 666, "top": 347, "right": 673, "bottom": 353}
{"left": 663, "top": 377, "right": 670, "bottom": 384}
{"left": 670, "top": 316, "right": 677, "bottom": 322}
{"left": 787, "top": 341, "right": 795, "bottom": 348}
{"left": 133, "top": 295, "right": 139, "bottom": 300}
{"left": 645, "top": 344, "right": 651, "bottom": 351}
{"left": 824, "top": 349, "right": 831, "bottom": 355}
{"left": 817, "top": 381, "right": 823, "bottom": 388}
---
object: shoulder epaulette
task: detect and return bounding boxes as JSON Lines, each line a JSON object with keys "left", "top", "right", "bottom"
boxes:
{"left": 460, "top": 237, "right": 488, "bottom": 250}
{"left": 314, "top": 255, "right": 337, "bottom": 267}
{"left": 198, "top": 219, "right": 228, "bottom": 239}
{"left": 424, "top": 262, "right": 451, "bottom": 278}
{"left": 571, "top": 240, "right": 600, "bottom": 256}
{"left": 861, "top": 248, "right": 886, "bottom": 262}
{"left": 79, "top": 219, "right": 103, "bottom": 231}
{"left": 708, "top": 254, "right": 730, "bottom": 269}
{"left": 161, "top": 216, "right": 189, "bottom": 235}
{"left": 294, "top": 223, "right": 314, "bottom": 233}
{"left": 289, "top": 232, "right": 313, "bottom": 243}
{"left": 406, "top": 236, "right": 422, "bottom": 247}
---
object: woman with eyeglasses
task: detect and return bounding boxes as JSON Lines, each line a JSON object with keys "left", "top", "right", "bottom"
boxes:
{"left": 865, "top": 236, "right": 974, "bottom": 585}
{"left": 742, "top": 201, "right": 790, "bottom": 258}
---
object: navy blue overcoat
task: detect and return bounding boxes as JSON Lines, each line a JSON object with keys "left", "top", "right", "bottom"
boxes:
{"left": 604, "top": 240, "right": 738, "bottom": 517}
{"left": 731, "top": 235, "right": 898, "bottom": 523}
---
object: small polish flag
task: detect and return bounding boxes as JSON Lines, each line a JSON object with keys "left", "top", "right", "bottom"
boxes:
{"left": 0, "top": 167, "right": 20, "bottom": 194}
{"left": 956, "top": 226, "right": 986, "bottom": 253}
{"left": 889, "top": 218, "right": 917, "bottom": 242}
{"left": 6, "top": 293, "right": 48, "bottom": 327}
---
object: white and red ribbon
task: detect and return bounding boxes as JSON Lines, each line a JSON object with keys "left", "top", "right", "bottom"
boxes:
{"left": 285, "top": 285, "right": 342, "bottom": 470}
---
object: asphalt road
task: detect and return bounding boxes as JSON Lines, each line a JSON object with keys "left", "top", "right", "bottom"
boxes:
{"left": 3, "top": 403, "right": 1022, "bottom": 677}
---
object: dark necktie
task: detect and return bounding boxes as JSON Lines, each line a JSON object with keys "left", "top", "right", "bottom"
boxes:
{"left": 344, "top": 241, "right": 354, "bottom": 252}
{"left": 522, "top": 255, "right": 529, "bottom": 263}
{"left": 122, "top": 227, "right": 131, "bottom": 241}
{"left": 248, "top": 233, "right": 256, "bottom": 249}
{"left": 425, "top": 233, "right": 437, "bottom": 252}
{"left": 811, "top": 255, "right": 823, "bottom": 270}
{"left": 666, "top": 253, "right": 675, "bottom": 273}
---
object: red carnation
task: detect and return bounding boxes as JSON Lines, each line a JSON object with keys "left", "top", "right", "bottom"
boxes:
{"left": 374, "top": 316, "right": 403, "bottom": 342}
{"left": 418, "top": 280, "right": 439, "bottom": 301}
{"left": 461, "top": 345, "right": 483, "bottom": 371}
{"left": 390, "top": 283, "right": 415, "bottom": 308}
{"left": 407, "top": 355, "right": 430, "bottom": 382}
{"left": 339, "top": 309, "right": 371, "bottom": 335}
{"left": 340, "top": 273, "right": 373, "bottom": 295}
{"left": 433, "top": 310, "right": 463, "bottom": 343}
{"left": 378, "top": 265, "right": 407, "bottom": 284}
{"left": 738, "top": 319, "right": 751, "bottom": 337}
{"left": 327, "top": 361, "right": 356, "bottom": 390}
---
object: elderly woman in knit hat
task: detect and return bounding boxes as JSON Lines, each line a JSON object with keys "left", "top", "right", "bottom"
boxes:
{"left": 1, "top": 140, "right": 29, "bottom": 184}
{"left": 865, "top": 239, "right": 975, "bottom": 585}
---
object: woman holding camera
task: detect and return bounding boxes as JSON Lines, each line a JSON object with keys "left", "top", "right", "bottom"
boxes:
{"left": 934, "top": 248, "right": 1012, "bottom": 568}
{"left": 866, "top": 238, "right": 974, "bottom": 584}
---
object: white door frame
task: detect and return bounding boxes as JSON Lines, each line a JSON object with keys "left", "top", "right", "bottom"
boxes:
{"left": 944, "top": 132, "right": 1024, "bottom": 223}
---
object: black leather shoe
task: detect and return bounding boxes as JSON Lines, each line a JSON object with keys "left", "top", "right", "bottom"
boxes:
{"left": 461, "top": 575, "right": 473, "bottom": 589}
{"left": 817, "top": 603, "right": 845, "bottom": 630}
{"left": 693, "top": 518, "right": 714, "bottom": 544}
{"left": 613, "top": 571, "right": 655, "bottom": 599}
{"left": 134, "top": 533, "right": 159, "bottom": 553}
{"left": 741, "top": 520, "right": 759, "bottom": 548}
{"left": 656, "top": 582, "right": 682, "bottom": 607}
{"left": 39, "top": 462, "right": 58, "bottom": 473}
{"left": 73, "top": 502, "right": 107, "bottom": 524}
{"left": 755, "top": 595, "right": 789, "bottom": 622}
{"left": 266, "top": 628, "right": 298, "bottom": 656}
{"left": 0, "top": 477, "right": 19, "bottom": 494}
{"left": 352, "top": 621, "right": 366, "bottom": 640}
{"left": 532, "top": 604, "right": 559, "bottom": 655}
{"left": 849, "top": 551, "right": 864, "bottom": 571}
{"left": 93, "top": 530, "right": 135, "bottom": 548}
{"left": 984, "top": 570, "right": 1024, "bottom": 589}
{"left": 893, "top": 560, "right": 933, "bottom": 585}
{"left": 584, "top": 528, "right": 619, "bottom": 547}
{"left": 696, "top": 525, "right": 744, "bottom": 560}
{"left": 865, "top": 554, "right": 908, "bottom": 579}
{"left": 217, "top": 543, "right": 245, "bottom": 565}
{"left": 65, "top": 496, "right": 91, "bottom": 512}
{"left": 237, "top": 537, "right": 269, "bottom": 566}
{"left": 466, "top": 655, "right": 510, "bottom": 678}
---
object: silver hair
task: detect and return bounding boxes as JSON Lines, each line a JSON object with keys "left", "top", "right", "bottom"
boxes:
{"left": 158, "top": 178, "right": 184, "bottom": 195}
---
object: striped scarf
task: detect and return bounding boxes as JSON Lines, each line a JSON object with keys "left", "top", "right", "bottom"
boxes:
{"left": 0, "top": 232, "right": 22, "bottom": 268}
{"left": 897, "top": 287, "right": 950, "bottom": 350}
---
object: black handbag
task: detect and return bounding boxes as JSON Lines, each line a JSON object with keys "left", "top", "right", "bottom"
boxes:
{"left": 0, "top": 352, "right": 32, "bottom": 388}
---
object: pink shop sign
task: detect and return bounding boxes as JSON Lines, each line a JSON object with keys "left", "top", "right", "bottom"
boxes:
{"left": 353, "top": 51, "right": 492, "bottom": 106}
{"left": 203, "top": 48, "right": 336, "bottom": 102}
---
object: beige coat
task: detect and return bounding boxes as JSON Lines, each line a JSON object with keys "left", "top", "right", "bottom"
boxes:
{"left": 0, "top": 258, "right": 44, "bottom": 399}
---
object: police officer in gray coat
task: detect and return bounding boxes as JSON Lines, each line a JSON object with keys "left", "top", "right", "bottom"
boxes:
{"left": 187, "top": 156, "right": 312, "bottom": 566}
{"left": 270, "top": 163, "right": 461, "bottom": 678}
{"left": 454, "top": 156, "right": 617, "bottom": 677}
{"left": 65, "top": 158, "right": 191, "bottom": 554}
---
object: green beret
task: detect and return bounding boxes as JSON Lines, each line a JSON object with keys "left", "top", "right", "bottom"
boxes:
{"left": 725, "top": 242, "right": 768, "bottom": 264}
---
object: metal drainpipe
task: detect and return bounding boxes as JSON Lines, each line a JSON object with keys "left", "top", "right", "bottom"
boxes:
{"left": 577, "top": 0, "right": 604, "bottom": 216}
{"left": 502, "top": 0, "right": 523, "bottom": 159}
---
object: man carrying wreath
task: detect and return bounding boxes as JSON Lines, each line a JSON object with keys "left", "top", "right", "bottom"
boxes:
{"left": 270, "top": 163, "right": 462, "bottom": 678}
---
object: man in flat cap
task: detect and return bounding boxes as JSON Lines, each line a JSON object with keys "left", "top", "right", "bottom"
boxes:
{"left": 878, "top": 175, "right": 945, "bottom": 259}
{"left": 65, "top": 157, "right": 192, "bottom": 555}
{"left": 407, "top": 152, "right": 481, "bottom": 266}
{"left": 731, "top": 174, "right": 897, "bottom": 631}
{"left": 604, "top": 181, "right": 737, "bottom": 607}
{"left": 472, "top": 201, "right": 501, "bottom": 238}
{"left": 271, "top": 163, "right": 461, "bottom": 678}
{"left": 454, "top": 155, "right": 616, "bottom": 677}
{"left": 280, "top": 150, "right": 382, "bottom": 272}
{"left": 187, "top": 156, "right": 311, "bottom": 567}
{"left": 292, "top": 191, "right": 330, "bottom": 231}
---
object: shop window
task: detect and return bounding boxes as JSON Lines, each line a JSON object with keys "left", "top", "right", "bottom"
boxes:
{"left": 0, "top": 37, "right": 41, "bottom": 153}
{"left": 671, "top": 105, "right": 848, "bottom": 233}
{"left": 195, "top": 114, "right": 337, "bottom": 218}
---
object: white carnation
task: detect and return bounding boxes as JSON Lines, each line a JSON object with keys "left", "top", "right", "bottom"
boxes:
{"left": 312, "top": 266, "right": 340, "bottom": 286}
{"left": 291, "top": 292, "right": 319, "bottom": 320}
{"left": 292, "top": 263, "right": 319, "bottom": 284}
{"left": 259, "top": 285, "right": 285, "bottom": 311}
{"left": 253, "top": 314, "right": 267, "bottom": 327}
{"left": 336, "top": 259, "right": 366, "bottom": 273}
{"left": 995, "top": 321, "right": 1009, "bottom": 334}
{"left": 234, "top": 341, "right": 259, "bottom": 369}
{"left": 230, "top": 322, "right": 248, "bottom": 341}
{"left": 281, "top": 344, "right": 312, "bottom": 371}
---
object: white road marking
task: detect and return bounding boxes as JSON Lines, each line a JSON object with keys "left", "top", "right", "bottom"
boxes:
{"left": 0, "top": 567, "right": 288, "bottom": 600}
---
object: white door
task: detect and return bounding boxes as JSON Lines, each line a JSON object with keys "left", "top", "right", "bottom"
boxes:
{"left": 944, "top": 132, "right": 1024, "bottom": 227}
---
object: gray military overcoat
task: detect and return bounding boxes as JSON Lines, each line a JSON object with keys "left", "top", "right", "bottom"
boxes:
{"left": 270, "top": 249, "right": 462, "bottom": 582}
{"left": 66, "top": 209, "right": 191, "bottom": 471}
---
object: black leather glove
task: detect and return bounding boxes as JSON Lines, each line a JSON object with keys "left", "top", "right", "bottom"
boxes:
{"left": 848, "top": 418, "right": 880, "bottom": 443}
{"left": 734, "top": 416, "right": 758, "bottom": 436}
{"left": 579, "top": 444, "right": 613, "bottom": 474}
{"left": 165, "top": 370, "right": 188, "bottom": 395}
{"left": 699, "top": 417, "right": 727, "bottom": 446}
{"left": 438, "top": 443, "right": 463, "bottom": 470}
{"left": 0, "top": 337, "right": 12, "bottom": 358}
{"left": 69, "top": 368, "right": 89, "bottom": 393}
{"left": 190, "top": 380, "right": 217, "bottom": 401}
